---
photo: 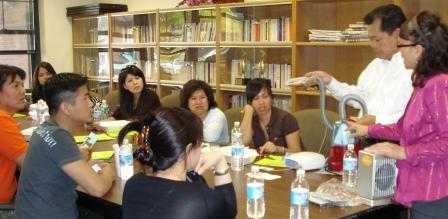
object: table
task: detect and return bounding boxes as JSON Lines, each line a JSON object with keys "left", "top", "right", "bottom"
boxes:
{"left": 16, "top": 117, "right": 406, "bottom": 219}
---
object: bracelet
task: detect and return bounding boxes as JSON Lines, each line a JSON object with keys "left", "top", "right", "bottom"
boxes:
{"left": 214, "top": 167, "right": 230, "bottom": 176}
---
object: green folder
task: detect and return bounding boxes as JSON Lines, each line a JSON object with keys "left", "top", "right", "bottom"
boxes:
{"left": 91, "top": 151, "right": 114, "bottom": 160}
{"left": 253, "top": 155, "right": 286, "bottom": 168}
{"left": 74, "top": 133, "right": 115, "bottom": 144}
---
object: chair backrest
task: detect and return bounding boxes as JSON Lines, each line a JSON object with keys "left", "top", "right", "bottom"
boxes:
{"left": 224, "top": 107, "right": 243, "bottom": 140}
{"left": 160, "top": 92, "right": 180, "bottom": 108}
{"left": 104, "top": 89, "right": 120, "bottom": 112}
{"left": 293, "top": 109, "right": 338, "bottom": 156}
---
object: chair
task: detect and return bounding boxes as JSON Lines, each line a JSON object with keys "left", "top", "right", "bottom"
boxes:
{"left": 104, "top": 89, "right": 120, "bottom": 112}
{"left": 293, "top": 109, "right": 338, "bottom": 156}
{"left": 224, "top": 107, "right": 243, "bottom": 138}
{"left": 160, "top": 93, "right": 180, "bottom": 108}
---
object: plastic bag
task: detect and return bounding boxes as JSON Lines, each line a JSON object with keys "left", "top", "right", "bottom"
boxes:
{"left": 313, "top": 178, "right": 363, "bottom": 207}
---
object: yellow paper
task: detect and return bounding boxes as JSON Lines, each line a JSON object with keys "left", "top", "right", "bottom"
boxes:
{"left": 74, "top": 133, "right": 115, "bottom": 144}
{"left": 13, "top": 113, "right": 27, "bottom": 118}
{"left": 253, "top": 155, "right": 285, "bottom": 167}
{"left": 91, "top": 151, "right": 114, "bottom": 160}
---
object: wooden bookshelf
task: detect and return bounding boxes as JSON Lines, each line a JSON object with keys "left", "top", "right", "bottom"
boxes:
{"left": 70, "top": 0, "right": 447, "bottom": 112}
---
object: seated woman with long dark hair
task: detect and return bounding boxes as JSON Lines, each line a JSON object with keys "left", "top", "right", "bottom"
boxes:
{"left": 118, "top": 107, "right": 236, "bottom": 219}
{"left": 31, "top": 61, "right": 56, "bottom": 103}
{"left": 112, "top": 65, "right": 161, "bottom": 120}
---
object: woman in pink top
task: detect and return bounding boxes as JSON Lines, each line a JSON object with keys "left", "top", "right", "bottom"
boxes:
{"left": 350, "top": 11, "right": 448, "bottom": 218}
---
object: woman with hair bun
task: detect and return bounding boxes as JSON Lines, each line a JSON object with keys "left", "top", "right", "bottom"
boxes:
{"left": 118, "top": 107, "right": 236, "bottom": 219}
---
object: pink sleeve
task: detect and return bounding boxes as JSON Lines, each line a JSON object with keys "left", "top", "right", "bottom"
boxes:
{"left": 367, "top": 118, "right": 403, "bottom": 142}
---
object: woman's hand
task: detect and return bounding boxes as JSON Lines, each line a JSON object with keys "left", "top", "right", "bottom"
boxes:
{"left": 364, "top": 142, "right": 406, "bottom": 160}
{"left": 347, "top": 121, "right": 369, "bottom": 137}
{"left": 195, "top": 151, "right": 228, "bottom": 175}
{"left": 259, "top": 141, "right": 284, "bottom": 155}
{"left": 242, "top": 104, "right": 254, "bottom": 115}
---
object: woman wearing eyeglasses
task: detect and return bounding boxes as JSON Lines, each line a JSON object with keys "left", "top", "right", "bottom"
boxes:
{"left": 350, "top": 11, "right": 448, "bottom": 218}
{"left": 112, "top": 65, "right": 161, "bottom": 120}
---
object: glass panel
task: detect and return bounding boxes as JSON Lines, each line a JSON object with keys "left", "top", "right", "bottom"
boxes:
{"left": 72, "top": 16, "right": 108, "bottom": 45}
{"left": 112, "top": 47, "right": 158, "bottom": 82}
{"left": 0, "top": 54, "right": 31, "bottom": 88}
{"left": 220, "top": 47, "right": 290, "bottom": 87}
{"left": 221, "top": 4, "right": 291, "bottom": 42}
{"left": 0, "top": 3, "right": 3, "bottom": 29}
{"left": 0, "top": 34, "right": 31, "bottom": 50}
{"left": 160, "top": 9, "right": 216, "bottom": 42}
{"left": 111, "top": 13, "right": 156, "bottom": 44}
{"left": 73, "top": 48, "right": 109, "bottom": 80}
{"left": 3, "top": 1, "right": 32, "bottom": 30}
{"left": 160, "top": 47, "right": 216, "bottom": 85}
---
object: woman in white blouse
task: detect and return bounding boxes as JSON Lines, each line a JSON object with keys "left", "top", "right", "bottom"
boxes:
{"left": 180, "top": 80, "right": 229, "bottom": 145}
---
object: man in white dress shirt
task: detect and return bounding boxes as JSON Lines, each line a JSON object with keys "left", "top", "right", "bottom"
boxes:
{"left": 306, "top": 4, "right": 413, "bottom": 125}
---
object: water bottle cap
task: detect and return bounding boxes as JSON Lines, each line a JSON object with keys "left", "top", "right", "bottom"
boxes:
{"left": 234, "top": 121, "right": 240, "bottom": 127}
{"left": 348, "top": 144, "right": 354, "bottom": 150}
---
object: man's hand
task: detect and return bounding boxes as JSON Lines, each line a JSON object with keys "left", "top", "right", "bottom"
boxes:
{"left": 304, "top": 71, "right": 333, "bottom": 85}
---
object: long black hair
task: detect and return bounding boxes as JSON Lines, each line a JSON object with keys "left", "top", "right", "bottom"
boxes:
{"left": 400, "top": 11, "right": 448, "bottom": 87}
{"left": 115, "top": 65, "right": 161, "bottom": 120}
{"left": 117, "top": 107, "right": 203, "bottom": 172}
{"left": 31, "top": 62, "right": 56, "bottom": 103}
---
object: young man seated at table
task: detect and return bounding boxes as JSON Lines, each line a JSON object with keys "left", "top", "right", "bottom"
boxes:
{"left": 15, "top": 73, "right": 116, "bottom": 219}
{"left": 0, "top": 65, "right": 28, "bottom": 204}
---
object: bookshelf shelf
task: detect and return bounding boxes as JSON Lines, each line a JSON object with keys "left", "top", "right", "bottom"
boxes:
{"left": 73, "top": 44, "right": 109, "bottom": 48}
{"left": 295, "top": 41, "right": 370, "bottom": 47}
{"left": 159, "top": 42, "right": 216, "bottom": 47}
{"left": 221, "top": 41, "right": 292, "bottom": 47}
{"left": 221, "top": 84, "right": 291, "bottom": 96}
{"left": 111, "top": 43, "right": 156, "bottom": 48}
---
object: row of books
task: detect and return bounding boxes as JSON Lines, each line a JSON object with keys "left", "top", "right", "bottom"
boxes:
{"left": 112, "top": 25, "right": 156, "bottom": 44}
{"left": 229, "top": 94, "right": 290, "bottom": 111}
{"left": 160, "top": 61, "right": 216, "bottom": 84}
{"left": 230, "top": 60, "right": 291, "bottom": 89}
{"left": 225, "top": 14, "right": 290, "bottom": 42}
{"left": 160, "top": 20, "right": 216, "bottom": 42}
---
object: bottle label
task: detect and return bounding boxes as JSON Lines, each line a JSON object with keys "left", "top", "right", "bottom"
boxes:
{"left": 291, "top": 187, "right": 309, "bottom": 205}
{"left": 232, "top": 145, "right": 244, "bottom": 157}
{"left": 247, "top": 182, "right": 264, "bottom": 200}
{"left": 343, "top": 157, "right": 357, "bottom": 171}
{"left": 119, "top": 153, "right": 133, "bottom": 166}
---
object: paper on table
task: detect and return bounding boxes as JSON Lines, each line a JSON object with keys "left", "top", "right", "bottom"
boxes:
{"left": 74, "top": 133, "right": 115, "bottom": 144}
{"left": 21, "top": 126, "right": 37, "bottom": 136}
{"left": 253, "top": 155, "right": 286, "bottom": 168}
{"left": 91, "top": 151, "right": 114, "bottom": 160}
{"left": 246, "top": 172, "right": 281, "bottom": 181}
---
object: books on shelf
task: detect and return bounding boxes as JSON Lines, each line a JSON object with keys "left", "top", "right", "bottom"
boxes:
{"left": 230, "top": 94, "right": 290, "bottom": 111}
{"left": 230, "top": 60, "right": 291, "bottom": 89}
{"left": 160, "top": 61, "right": 215, "bottom": 84}
{"left": 224, "top": 16, "right": 289, "bottom": 42}
{"left": 113, "top": 24, "right": 155, "bottom": 44}
{"left": 184, "top": 21, "right": 216, "bottom": 42}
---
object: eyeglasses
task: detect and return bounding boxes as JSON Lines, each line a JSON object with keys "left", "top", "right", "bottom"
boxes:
{"left": 397, "top": 43, "right": 417, "bottom": 48}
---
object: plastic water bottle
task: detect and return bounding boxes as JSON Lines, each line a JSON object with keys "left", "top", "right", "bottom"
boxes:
{"left": 100, "top": 100, "right": 109, "bottom": 120}
{"left": 343, "top": 144, "right": 358, "bottom": 188}
{"left": 231, "top": 121, "right": 244, "bottom": 171}
{"left": 36, "top": 99, "right": 49, "bottom": 124}
{"left": 93, "top": 102, "right": 102, "bottom": 121}
{"left": 247, "top": 166, "right": 265, "bottom": 219}
{"left": 28, "top": 103, "right": 38, "bottom": 126}
{"left": 290, "top": 169, "right": 309, "bottom": 219}
{"left": 119, "top": 139, "right": 134, "bottom": 180}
